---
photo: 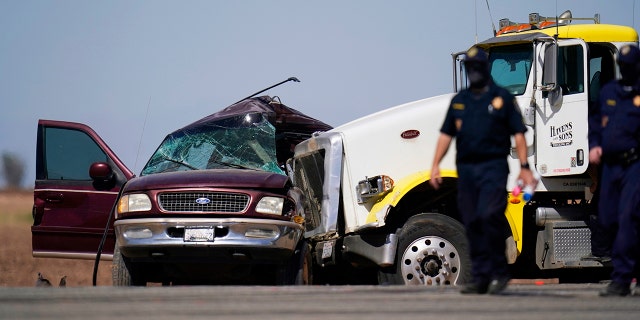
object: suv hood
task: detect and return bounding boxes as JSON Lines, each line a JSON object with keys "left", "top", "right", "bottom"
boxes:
{"left": 124, "top": 169, "right": 289, "bottom": 193}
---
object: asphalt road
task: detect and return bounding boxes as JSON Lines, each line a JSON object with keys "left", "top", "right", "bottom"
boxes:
{"left": 1, "top": 283, "right": 638, "bottom": 320}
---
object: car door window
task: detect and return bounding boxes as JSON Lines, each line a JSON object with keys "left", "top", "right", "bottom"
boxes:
{"left": 45, "top": 127, "right": 107, "bottom": 180}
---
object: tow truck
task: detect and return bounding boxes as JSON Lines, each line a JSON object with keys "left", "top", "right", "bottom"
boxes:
{"left": 289, "top": 10, "right": 638, "bottom": 285}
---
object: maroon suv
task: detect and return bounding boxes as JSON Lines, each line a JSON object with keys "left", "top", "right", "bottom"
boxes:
{"left": 32, "top": 96, "right": 331, "bottom": 285}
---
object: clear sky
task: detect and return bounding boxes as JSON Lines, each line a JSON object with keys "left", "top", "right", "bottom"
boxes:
{"left": 1, "top": 0, "right": 637, "bottom": 188}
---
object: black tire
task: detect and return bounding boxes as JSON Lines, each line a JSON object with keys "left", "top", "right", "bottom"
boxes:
{"left": 111, "top": 244, "right": 146, "bottom": 286}
{"left": 378, "top": 213, "right": 471, "bottom": 286}
{"left": 277, "top": 240, "right": 313, "bottom": 285}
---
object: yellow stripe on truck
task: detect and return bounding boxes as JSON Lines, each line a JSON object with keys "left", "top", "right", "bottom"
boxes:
{"left": 365, "top": 169, "right": 525, "bottom": 254}
{"left": 365, "top": 169, "right": 458, "bottom": 224}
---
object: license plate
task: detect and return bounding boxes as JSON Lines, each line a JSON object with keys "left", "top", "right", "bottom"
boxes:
{"left": 184, "top": 227, "right": 214, "bottom": 242}
{"left": 322, "top": 241, "right": 333, "bottom": 259}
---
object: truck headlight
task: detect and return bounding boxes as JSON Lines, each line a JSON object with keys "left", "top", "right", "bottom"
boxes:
{"left": 118, "top": 194, "right": 152, "bottom": 213}
{"left": 256, "top": 196, "right": 284, "bottom": 215}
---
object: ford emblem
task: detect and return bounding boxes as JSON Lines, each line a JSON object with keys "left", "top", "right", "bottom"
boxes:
{"left": 195, "top": 197, "right": 211, "bottom": 205}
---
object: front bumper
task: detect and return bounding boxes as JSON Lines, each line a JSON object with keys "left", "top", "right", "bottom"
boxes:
{"left": 114, "top": 217, "right": 303, "bottom": 264}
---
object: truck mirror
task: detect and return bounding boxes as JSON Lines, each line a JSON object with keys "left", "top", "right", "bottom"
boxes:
{"left": 542, "top": 43, "right": 558, "bottom": 91}
{"left": 547, "top": 85, "right": 563, "bottom": 108}
{"left": 452, "top": 51, "right": 467, "bottom": 93}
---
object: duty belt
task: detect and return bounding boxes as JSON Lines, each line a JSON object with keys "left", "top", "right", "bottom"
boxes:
{"left": 457, "top": 153, "right": 505, "bottom": 164}
{"left": 602, "top": 147, "right": 639, "bottom": 167}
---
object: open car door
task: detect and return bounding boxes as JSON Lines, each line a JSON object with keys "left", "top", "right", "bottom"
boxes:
{"left": 32, "top": 120, "right": 133, "bottom": 260}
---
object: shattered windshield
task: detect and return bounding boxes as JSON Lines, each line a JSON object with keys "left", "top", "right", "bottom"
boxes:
{"left": 141, "top": 113, "right": 284, "bottom": 176}
{"left": 489, "top": 44, "right": 533, "bottom": 95}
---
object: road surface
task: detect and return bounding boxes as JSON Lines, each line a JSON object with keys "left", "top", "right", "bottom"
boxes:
{"left": 0, "top": 283, "right": 638, "bottom": 320}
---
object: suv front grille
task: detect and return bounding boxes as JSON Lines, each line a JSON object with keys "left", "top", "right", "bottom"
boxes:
{"left": 158, "top": 192, "right": 249, "bottom": 213}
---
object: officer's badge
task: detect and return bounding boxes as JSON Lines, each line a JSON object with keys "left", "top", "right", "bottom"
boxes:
{"left": 492, "top": 97, "right": 503, "bottom": 110}
{"left": 455, "top": 119, "right": 462, "bottom": 131}
{"left": 453, "top": 103, "right": 465, "bottom": 110}
{"left": 606, "top": 99, "right": 616, "bottom": 107}
{"left": 634, "top": 95, "right": 640, "bottom": 107}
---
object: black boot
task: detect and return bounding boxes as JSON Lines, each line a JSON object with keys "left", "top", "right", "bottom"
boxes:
{"left": 487, "top": 277, "right": 510, "bottom": 295}
{"left": 599, "top": 282, "right": 631, "bottom": 297}
{"left": 460, "top": 282, "right": 489, "bottom": 294}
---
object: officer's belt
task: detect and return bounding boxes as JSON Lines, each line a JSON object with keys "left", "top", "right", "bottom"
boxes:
{"left": 602, "top": 147, "right": 639, "bottom": 167}
{"left": 457, "top": 153, "right": 505, "bottom": 164}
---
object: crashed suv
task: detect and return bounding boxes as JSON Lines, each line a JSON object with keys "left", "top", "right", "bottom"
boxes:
{"left": 32, "top": 96, "right": 331, "bottom": 285}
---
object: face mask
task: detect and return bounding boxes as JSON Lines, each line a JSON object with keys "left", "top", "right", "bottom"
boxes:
{"left": 619, "top": 62, "right": 640, "bottom": 86}
{"left": 466, "top": 62, "right": 490, "bottom": 89}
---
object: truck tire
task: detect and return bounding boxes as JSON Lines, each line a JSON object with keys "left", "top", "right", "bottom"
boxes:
{"left": 378, "top": 213, "right": 471, "bottom": 286}
{"left": 111, "top": 244, "right": 146, "bottom": 286}
{"left": 277, "top": 240, "right": 313, "bottom": 285}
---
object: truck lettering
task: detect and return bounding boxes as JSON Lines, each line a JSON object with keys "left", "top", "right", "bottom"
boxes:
{"left": 550, "top": 122, "right": 573, "bottom": 147}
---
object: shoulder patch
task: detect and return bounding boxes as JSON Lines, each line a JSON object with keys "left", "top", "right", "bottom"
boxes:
{"left": 453, "top": 103, "right": 465, "bottom": 110}
{"left": 606, "top": 99, "right": 616, "bottom": 107}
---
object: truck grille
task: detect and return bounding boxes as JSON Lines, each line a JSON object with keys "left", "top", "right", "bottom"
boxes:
{"left": 158, "top": 192, "right": 249, "bottom": 213}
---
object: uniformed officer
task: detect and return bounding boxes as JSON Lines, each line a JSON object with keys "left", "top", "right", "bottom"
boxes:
{"left": 590, "top": 44, "right": 640, "bottom": 297}
{"left": 430, "top": 46, "right": 534, "bottom": 295}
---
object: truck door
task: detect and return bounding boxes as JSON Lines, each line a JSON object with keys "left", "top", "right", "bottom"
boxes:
{"left": 32, "top": 120, "right": 133, "bottom": 259}
{"left": 535, "top": 39, "right": 589, "bottom": 176}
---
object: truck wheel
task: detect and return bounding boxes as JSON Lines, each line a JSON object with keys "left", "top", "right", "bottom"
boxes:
{"left": 277, "top": 240, "right": 313, "bottom": 285}
{"left": 111, "top": 244, "right": 146, "bottom": 286}
{"left": 378, "top": 213, "right": 471, "bottom": 286}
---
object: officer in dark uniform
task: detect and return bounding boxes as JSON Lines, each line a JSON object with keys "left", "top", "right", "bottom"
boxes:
{"left": 590, "top": 44, "right": 640, "bottom": 297}
{"left": 430, "top": 46, "right": 534, "bottom": 295}
{"left": 583, "top": 55, "right": 616, "bottom": 264}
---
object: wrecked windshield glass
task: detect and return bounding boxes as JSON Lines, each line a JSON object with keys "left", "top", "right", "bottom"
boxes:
{"left": 141, "top": 113, "right": 284, "bottom": 176}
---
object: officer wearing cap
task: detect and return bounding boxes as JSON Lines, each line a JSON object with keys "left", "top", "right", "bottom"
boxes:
{"left": 590, "top": 44, "right": 640, "bottom": 297}
{"left": 430, "top": 46, "right": 534, "bottom": 295}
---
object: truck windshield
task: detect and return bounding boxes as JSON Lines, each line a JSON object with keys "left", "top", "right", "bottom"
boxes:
{"left": 141, "top": 113, "right": 284, "bottom": 176}
{"left": 489, "top": 44, "right": 533, "bottom": 95}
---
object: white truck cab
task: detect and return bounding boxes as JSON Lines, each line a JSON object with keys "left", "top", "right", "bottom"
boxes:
{"left": 290, "top": 10, "right": 638, "bottom": 285}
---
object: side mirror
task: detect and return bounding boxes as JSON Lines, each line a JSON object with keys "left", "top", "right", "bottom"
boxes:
{"left": 547, "top": 86, "right": 563, "bottom": 108}
{"left": 542, "top": 42, "right": 558, "bottom": 91}
{"left": 89, "top": 162, "right": 114, "bottom": 182}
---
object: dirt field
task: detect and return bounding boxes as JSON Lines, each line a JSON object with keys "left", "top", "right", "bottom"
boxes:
{"left": 0, "top": 190, "right": 112, "bottom": 287}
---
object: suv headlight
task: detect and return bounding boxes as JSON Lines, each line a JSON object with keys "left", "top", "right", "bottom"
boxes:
{"left": 256, "top": 196, "right": 284, "bottom": 215}
{"left": 118, "top": 194, "right": 152, "bottom": 213}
